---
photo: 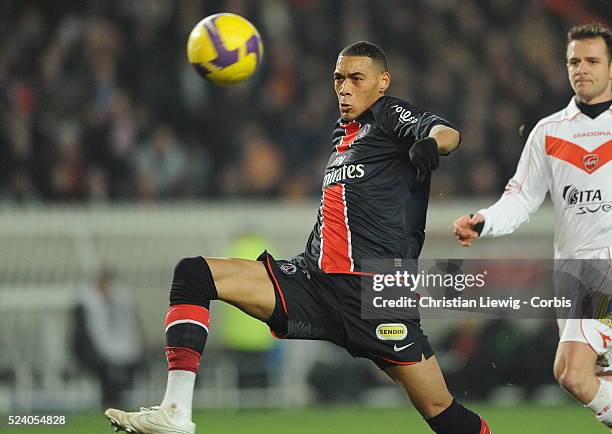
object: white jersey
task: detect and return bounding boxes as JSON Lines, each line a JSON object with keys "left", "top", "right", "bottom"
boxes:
{"left": 479, "top": 98, "right": 612, "bottom": 258}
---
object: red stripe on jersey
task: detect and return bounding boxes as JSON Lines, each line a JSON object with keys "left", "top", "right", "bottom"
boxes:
{"left": 545, "top": 136, "right": 612, "bottom": 173}
{"left": 165, "top": 304, "right": 210, "bottom": 328}
{"left": 336, "top": 121, "right": 361, "bottom": 154}
{"left": 319, "top": 183, "right": 354, "bottom": 273}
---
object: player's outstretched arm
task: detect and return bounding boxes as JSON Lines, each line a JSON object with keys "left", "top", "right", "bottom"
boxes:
{"left": 408, "top": 125, "right": 460, "bottom": 182}
{"left": 453, "top": 213, "right": 484, "bottom": 247}
{"left": 429, "top": 124, "right": 460, "bottom": 155}
{"left": 454, "top": 122, "right": 550, "bottom": 246}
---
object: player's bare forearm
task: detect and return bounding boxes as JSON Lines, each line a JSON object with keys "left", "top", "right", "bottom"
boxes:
{"left": 429, "top": 125, "right": 460, "bottom": 155}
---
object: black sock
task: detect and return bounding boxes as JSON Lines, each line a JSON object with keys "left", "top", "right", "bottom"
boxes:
{"left": 426, "top": 399, "right": 483, "bottom": 434}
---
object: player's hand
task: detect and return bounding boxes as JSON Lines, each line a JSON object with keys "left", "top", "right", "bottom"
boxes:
{"left": 409, "top": 137, "right": 439, "bottom": 182}
{"left": 453, "top": 213, "right": 485, "bottom": 247}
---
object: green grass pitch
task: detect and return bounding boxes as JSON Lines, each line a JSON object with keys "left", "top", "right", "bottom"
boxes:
{"left": 3, "top": 405, "right": 606, "bottom": 433}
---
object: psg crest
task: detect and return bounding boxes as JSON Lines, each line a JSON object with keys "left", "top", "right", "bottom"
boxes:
{"left": 356, "top": 124, "right": 371, "bottom": 140}
{"left": 280, "top": 263, "right": 297, "bottom": 274}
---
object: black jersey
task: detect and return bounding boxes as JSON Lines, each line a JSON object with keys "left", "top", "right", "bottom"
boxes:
{"left": 302, "top": 95, "right": 455, "bottom": 274}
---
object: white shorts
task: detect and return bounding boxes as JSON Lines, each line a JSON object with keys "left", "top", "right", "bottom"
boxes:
{"left": 557, "top": 247, "right": 612, "bottom": 355}
{"left": 558, "top": 318, "right": 612, "bottom": 355}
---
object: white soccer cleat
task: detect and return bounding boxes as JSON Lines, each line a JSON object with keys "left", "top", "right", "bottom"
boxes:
{"left": 105, "top": 406, "right": 195, "bottom": 434}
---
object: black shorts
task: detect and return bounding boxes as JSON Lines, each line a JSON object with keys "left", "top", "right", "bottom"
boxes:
{"left": 258, "top": 251, "right": 434, "bottom": 370}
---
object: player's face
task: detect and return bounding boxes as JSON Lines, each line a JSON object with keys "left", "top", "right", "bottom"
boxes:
{"left": 566, "top": 37, "right": 612, "bottom": 104}
{"left": 334, "top": 56, "right": 390, "bottom": 121}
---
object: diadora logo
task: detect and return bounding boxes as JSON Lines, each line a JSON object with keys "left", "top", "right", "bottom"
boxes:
{"left": 390, "top": 104, "right": 418, "bottom": 124}
{"left": 562, "top": 185, "right": 611, "bottom": 215}
{"left": 573, "top": 131, "right": 611, "bottom": 139}
{"left": 375, "top": 323, "right": 408, "bottom": 341}
{"left": 280, "top": 263, "right": 297, "bottom": 274}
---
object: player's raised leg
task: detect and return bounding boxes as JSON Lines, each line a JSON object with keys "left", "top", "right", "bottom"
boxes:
{"left": 105, "top": 256, "right": 276, "bottom": 434}
{"left": 386, "top": 356, "right": 491, "bottom": 434}
{"left": 555, "top": 340, "right": 612, "bottom": 427}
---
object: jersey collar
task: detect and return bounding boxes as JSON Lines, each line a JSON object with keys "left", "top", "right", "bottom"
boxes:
{"left": 355, "top": 96, "right": 386, "bottom": 122}
{"left": 567, "top": 97, "right": 582, "bottom": 117}
{"left": 568, "top": 96, "right": 612, "bottom": 117}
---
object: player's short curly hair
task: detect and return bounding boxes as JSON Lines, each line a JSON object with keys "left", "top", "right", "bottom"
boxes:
{"left": 339, "top": 41, "right": 388, "bottom": 72}
{"left": 567, "top": 23, "right": 612, "bottom": 62}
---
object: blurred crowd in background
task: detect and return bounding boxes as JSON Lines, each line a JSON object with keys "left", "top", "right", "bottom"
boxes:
{"left": 1, "top": 0, "right": 610, "bottom": 203}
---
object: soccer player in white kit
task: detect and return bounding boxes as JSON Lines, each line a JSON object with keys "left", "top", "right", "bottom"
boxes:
{"left": 454, "top": 23, "right": 612, "bottom": 428}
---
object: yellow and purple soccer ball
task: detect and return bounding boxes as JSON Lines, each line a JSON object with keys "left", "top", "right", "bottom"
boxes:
{"left": 187, "top": 13, "right": 263, "bottom": 86}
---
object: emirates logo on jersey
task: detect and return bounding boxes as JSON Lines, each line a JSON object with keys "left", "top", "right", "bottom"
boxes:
{"left": 322, "top": 164, "right": 365, "bottom": 188}
{"left": 583, "top": 154, "right": 599, "bottom": 172}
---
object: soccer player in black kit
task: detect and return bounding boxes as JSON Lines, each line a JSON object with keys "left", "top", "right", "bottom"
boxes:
{"left": 106, "top": 42, "right": 491, "bottom": 434}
